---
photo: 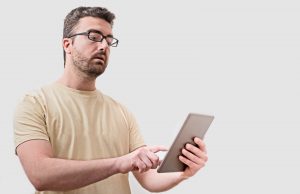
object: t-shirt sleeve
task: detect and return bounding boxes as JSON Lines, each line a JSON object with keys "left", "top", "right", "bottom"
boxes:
{"left": 118, "top": 104, "right": 145, "bottom": 152}
{"left": 13, "top": 93, "right": 49, "bottom": 153}
{"left": 127, "top": 111, "right": 145, "bottom": 152}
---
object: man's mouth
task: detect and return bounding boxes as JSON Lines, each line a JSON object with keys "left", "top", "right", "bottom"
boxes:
{"left": 92, "top": 55, "right": 105, "bottom": 64}
{"left": 94, "top": 56, "right": 104, "bottom": 61}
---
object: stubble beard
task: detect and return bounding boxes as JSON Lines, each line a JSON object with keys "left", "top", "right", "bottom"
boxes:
{"left": 72, "top": 49, "right": 107, "bottom": 79}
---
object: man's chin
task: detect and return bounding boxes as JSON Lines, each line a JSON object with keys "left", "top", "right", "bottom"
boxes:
{"left": 87, "top": 67, "right": 106, "bottom": 78}
{"left": 91, "top": 58, "right": 105, "bottom": 65}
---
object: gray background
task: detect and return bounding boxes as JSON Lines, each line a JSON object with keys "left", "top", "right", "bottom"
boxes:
{"left": 1, "top": 0, "right": 300, "bottom": 193}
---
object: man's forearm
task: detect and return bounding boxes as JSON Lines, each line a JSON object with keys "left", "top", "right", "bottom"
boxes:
{"left": 18, "top": 140, "right": 169, "bottom": 192}
{"left": 28, "top": 157, "right": 120, "bottom": 191}
{"left": 133, "top": 169, "right": 187, "bottom": 192}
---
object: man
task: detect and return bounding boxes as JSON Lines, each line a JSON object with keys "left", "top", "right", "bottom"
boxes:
{"left": 14, "top": 6, "right": 208, "bottom": 194}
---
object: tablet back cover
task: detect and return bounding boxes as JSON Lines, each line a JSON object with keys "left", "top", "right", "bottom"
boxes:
{"left": 157, "top": 113, "right": 214, "bottom": 173}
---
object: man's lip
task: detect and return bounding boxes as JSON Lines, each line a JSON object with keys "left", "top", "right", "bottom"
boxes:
{"left": 93, "top": 57, "right": 105, "bottom": 61}
{"left": 92, "top": 57, "right": 105, "bottom": 65}
{"left": 93, "top": 56, "right": 105, "bottom": 60}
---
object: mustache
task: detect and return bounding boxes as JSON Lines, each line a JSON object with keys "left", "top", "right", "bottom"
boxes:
{"left": 92, "top": 51, "right": 105, "bottom": 60}
{"left": 96, "top": 50, "right": 105, "bottom": 55}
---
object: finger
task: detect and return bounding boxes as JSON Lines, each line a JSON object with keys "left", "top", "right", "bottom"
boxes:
{"left": 136, "top": 160, "right": 147, "bottom": 173}
{"left": 134, "top": 147, "right": 158, "bottom": 170}
{"left": 178, "top": 155, "right": 199, "bottom": 169}
{"left": 185, "top": 144, "right": 208, "bottom": 161}
{"left": 139, "top": 154, "right": 153, "bottom": 170}
{"left": 194, "top": 137, "right": 207, "bottom": 153}
{"left": 148, "top": 145, "right": 169, "bottom": 153}
{"left": 182, "top": 148, "right": 208, "bottom": 165}
{"left": 132, "top": 145, "right": 147, "bottom": 152}
{"left": 146, "top": 151, "right": 160, "bottom": 169}
{"left": 185, "top": 143, "right": 202, "bottom": 158}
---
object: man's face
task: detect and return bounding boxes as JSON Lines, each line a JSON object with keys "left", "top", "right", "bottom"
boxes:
{"left": 68, "top": 17, "right": 113, "bottom": 78}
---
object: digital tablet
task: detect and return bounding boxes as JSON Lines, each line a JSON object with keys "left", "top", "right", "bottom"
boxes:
{"left": 157, "top": 113, "right": 214, "bottom": 173}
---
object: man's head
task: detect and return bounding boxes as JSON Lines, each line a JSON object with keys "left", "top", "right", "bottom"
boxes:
{"left": 62, "top": 6, "right": 116, "bottom": 78}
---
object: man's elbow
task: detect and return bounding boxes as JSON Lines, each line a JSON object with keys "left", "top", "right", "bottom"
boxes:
{"left": 141, "top": 184, "right": 169, "bottom": 193}
{"left": 145, "top": 187, "right": 169, "bottom": 193}
{"left": 26, "top": 162, "right": 54, "bottom": 191}
{"left": 30, "top": 177, "right": 47, "bottom": 191}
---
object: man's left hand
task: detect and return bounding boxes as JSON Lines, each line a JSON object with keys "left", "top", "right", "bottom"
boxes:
{"left": 178, "top": 137, "right": 208, "bottom": 179}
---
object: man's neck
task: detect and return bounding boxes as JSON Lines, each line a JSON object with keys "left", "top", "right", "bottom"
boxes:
{"left": 57, "top": 77, "right": 96, "bottom": 91}
{"left": 57, "top": 66, "right": 97, "bottom": 91}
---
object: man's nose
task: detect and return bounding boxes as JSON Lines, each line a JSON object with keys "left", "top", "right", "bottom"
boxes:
{"left": 97, "top": 39, "right": 109, "bottom": 50}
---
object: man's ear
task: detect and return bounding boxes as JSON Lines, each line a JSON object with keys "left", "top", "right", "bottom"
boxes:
{"left": 62, "top": 38, "right": 72, "bottom": 54}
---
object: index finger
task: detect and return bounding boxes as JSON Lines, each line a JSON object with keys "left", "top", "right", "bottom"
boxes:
{"left": 148, "top": 145, "right": 169, "bottom": 153}
{"left": 194, "top": 137, "right": 207, "bottom": 153}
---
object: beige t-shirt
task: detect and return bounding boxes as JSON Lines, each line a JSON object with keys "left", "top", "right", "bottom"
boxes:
{"left": 14, "top": 83, "right": 145, "bottom": 194}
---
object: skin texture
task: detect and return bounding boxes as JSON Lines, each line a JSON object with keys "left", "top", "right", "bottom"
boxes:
{"left": 60, "top": 17, "right": 111, "bottom": 91}
{"left": 16, "top": 16, "right": 208, "bottom": 192}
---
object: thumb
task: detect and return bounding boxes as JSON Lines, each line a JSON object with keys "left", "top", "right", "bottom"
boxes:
{"left": 148, "top": 145, "right": 169, "bottom": 153}
{"left": 159, "top": 159, "right": 163, "bottom": 166}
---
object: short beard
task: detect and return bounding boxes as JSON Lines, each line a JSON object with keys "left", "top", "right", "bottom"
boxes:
{"left": 72, "top": 49, "right": 106, "bottom": 79}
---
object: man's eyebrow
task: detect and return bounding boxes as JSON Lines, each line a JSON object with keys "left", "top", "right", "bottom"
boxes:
{"left": 88, "top": 29, "right": 114, "bottom": 37}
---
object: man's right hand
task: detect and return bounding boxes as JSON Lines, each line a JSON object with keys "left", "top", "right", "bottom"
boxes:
{"left": 117, "top": 146, "right": 168, "bottom": 174}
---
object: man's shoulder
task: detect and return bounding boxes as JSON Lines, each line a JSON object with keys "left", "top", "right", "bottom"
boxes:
{"left": 18, "top": 83, "right": 56, "bottom": 104}
{"left": 101, "top": 93, "right": 123, "bottom": 107}
{"left": 101, "top": 93, "right": 130, "bottom": 113}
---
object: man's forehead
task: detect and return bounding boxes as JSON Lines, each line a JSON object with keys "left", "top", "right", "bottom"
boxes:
{"left": 75, "top": 17, "right": 112, "bottom": 34}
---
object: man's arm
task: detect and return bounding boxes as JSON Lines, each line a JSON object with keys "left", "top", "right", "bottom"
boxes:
{"left": 133, "top": 137, "right": 208, "bottom": 192}
{"left": 17, "top": 140, "right": 164, "bottom": 191}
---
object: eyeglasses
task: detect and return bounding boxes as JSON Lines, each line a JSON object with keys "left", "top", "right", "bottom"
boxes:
{"left": 68, "top": 30, "right": 119, "bottom": 47}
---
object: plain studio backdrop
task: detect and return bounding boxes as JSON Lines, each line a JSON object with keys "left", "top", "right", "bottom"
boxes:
{"left": 1, "top": 1, "right": 299, "bottom": 193}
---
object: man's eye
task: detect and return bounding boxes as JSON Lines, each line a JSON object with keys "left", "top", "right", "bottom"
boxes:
{"left": 90, "top": 35, "right": 98, "bottom": 41}
{"left": 89, "top": 33, "right": 102, "bottom": 41}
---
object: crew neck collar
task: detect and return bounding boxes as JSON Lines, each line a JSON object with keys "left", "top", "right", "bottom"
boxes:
{"left": 53, "top": 82, "right": 99, "bottom": 97}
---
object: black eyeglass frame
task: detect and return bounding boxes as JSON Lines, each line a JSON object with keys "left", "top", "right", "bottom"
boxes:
{"left": 67, "top": 30, "right": 119, "bottom": 47}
